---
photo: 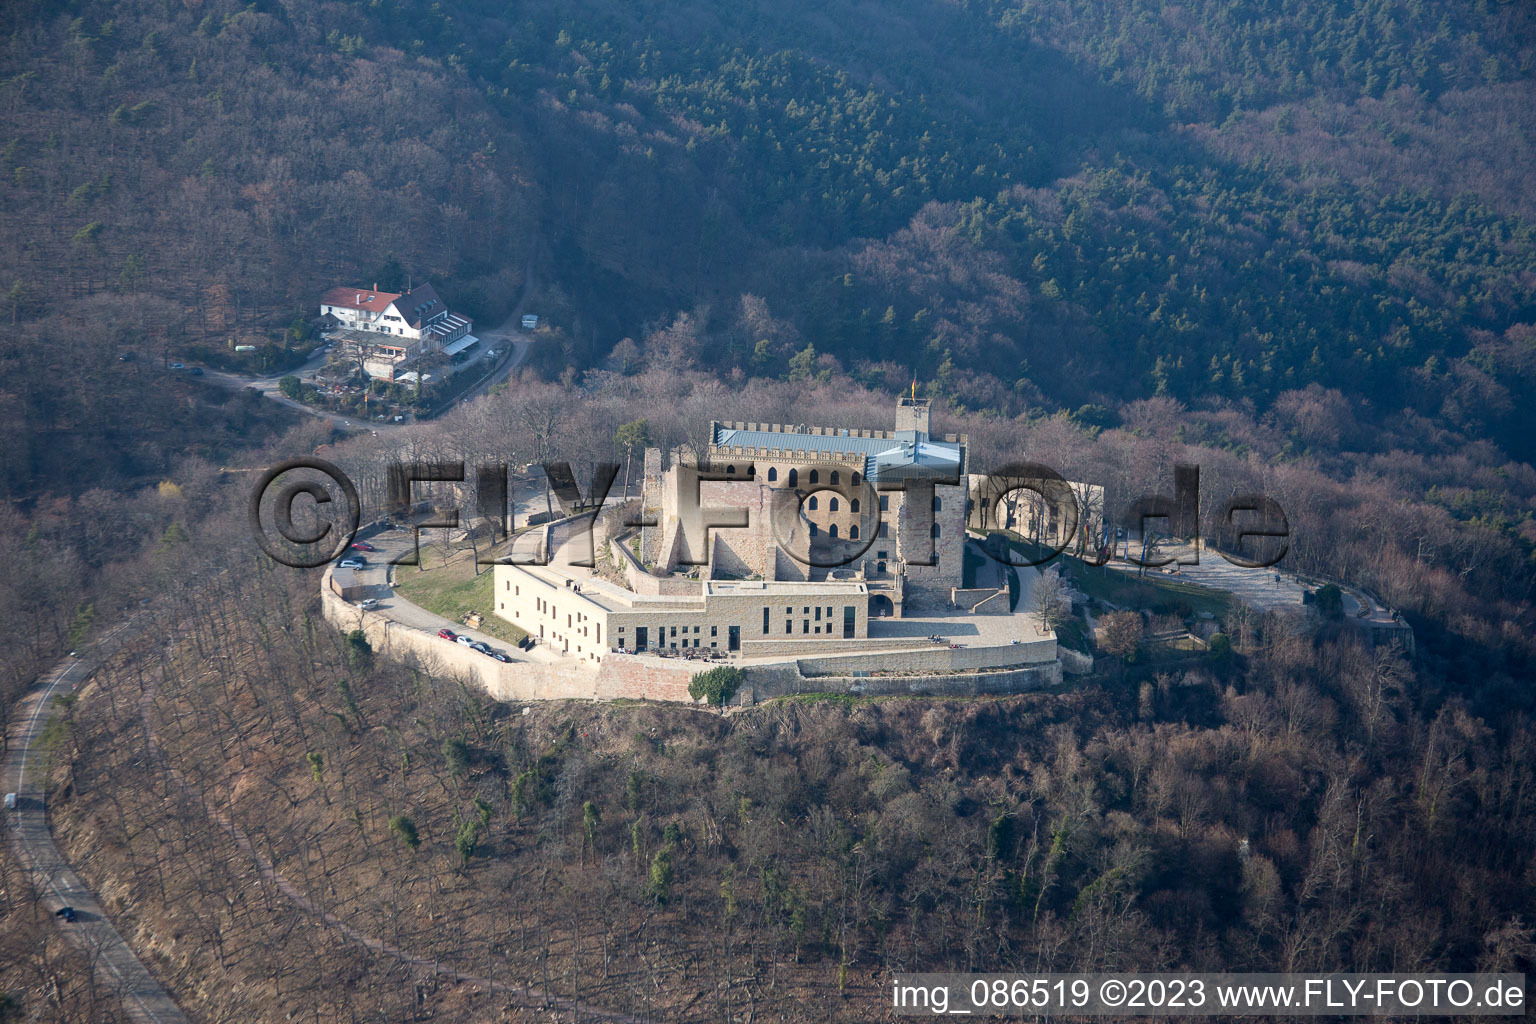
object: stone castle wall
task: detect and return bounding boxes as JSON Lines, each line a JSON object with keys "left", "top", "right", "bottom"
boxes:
{"left": 325, "top": 569, "right": 1060, "bottom": 706}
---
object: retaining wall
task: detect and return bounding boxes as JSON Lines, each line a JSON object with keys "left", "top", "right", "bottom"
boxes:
{"left": 324, "top": 570, "right": 1063, "bottom": 705}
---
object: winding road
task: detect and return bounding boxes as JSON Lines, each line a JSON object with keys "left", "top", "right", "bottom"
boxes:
{"left": 4, "top": 628, "right": 191, "bottom": 1024}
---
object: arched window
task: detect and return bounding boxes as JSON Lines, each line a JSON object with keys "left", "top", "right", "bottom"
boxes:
{"left": 807, "top": 496, "right": 818, "bottom": 510}
{"left": 809, "top": 522, "right": 818, "bottom": 537}
{"left": 851, "top": 472, "right": 860, "bottom": 486}
{"left": 829, "top": 497, "right": 840, "bottom": 512}
{"left": 830, "top": 471, "right": 840, "bottom": 485}
{"left": 809, "top": 469, "right": 819, "bottom": 484}
{"left": 788, "top": 468, "right": 798, "bottom": 487}
{"left": 933, "top": 496, "right": 942, "bottom": 512}
{"left": 849, "top": 524, "right": 860, "bottom": 540}
{"left": 829, "top": 524, "right": 839, "bottom": 538}
{"left": 850, "top": 499, "right": 860, "bottom": 513}
{"left": 726, "top": 464, "right": 736, "bottom": 475}
{"left": 931, "top": 523, "right": 941, "bottom": 538}
{"left": 768, "top": 467, "right": 778, "bottom": 482}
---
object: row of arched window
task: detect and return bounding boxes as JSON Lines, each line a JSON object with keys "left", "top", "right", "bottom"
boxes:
{"left": 807, "top": 523, "right": 864, "bottom": 539}
{"left": 805, "top": 496, "right": 861, "bottom": 512}
{"left": 718, "top": 464, "right": 945, "bottom": 517}
{"left": 762, "top": 467, "right": 861, "bottom": 488}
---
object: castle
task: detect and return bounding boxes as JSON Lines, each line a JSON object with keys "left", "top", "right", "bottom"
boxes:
{"left": 490, "top": 398, "right": 1060, "bottom": 688}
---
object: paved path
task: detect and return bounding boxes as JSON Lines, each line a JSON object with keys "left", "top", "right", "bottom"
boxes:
{"left": 4, "top": 628, "right": 191, "bottom": 1024}
{"left": 1101, "top": 540, "right": 1399, "bottom": 624}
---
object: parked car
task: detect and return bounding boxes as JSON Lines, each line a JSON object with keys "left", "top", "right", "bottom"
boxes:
{"left": 437, "top": 628, "right": 457, "bottom": 641}
{"left": 337, "top": 558, "right": 365, "bottom": 570}
{"left": 350, "top": 541, "right": 377, "bottom": 552}
{"left": 168, "top": 362, "right": 186, "bottom": 370}
{"left": 357, "top": 598, "right": 379, "bottom": 610}
{"left": 454, "top": 635, "right": 475, "bottom": 646}
{"left": 469, "top": 641, "right": 491, "bottom": 654}
{"left": 55, "top": 907, "right": 76, "bottom": 923}
{"left": 119, "top": 351, "right": 137, "bottom": 362}
{"left": 3, "top": 792, "right": 15, "bottom": 810}
{"left": 188, "top": 366, "right": 203, "bottom": 375}
{"left": 521, "top": 314, "right": 539, "bottom": 330}
{"left": 488, "top": 650, "right": 510, "bottom": 663}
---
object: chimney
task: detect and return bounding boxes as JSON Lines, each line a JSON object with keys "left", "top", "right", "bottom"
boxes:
{"left": 373, "top": 282, "right": 378, "bottom": 291}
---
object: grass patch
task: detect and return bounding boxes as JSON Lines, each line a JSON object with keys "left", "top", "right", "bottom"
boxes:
{"left": 1054, "top": 616, "right": 1092, "bottom": 654}
{"left": 1065, "top": 561, "right": 1231, "bottom": 619}
{"left": 989, "top": 531, "right": 1231, "bottom": 620}
{"left": 393, "top": 545, "right": 528, "bottom": 647}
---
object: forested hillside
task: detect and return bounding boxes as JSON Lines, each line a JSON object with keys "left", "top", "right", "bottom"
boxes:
{"left": 5, "top": 0, "right": 1534, "bottom": 469}
{"left": 4, "top": 2, "right": 1536, "bottom": 1014}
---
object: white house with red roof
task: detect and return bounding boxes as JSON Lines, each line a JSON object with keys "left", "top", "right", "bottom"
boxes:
{"left": 319, "top": 283, "right": 475, "bottom": 380}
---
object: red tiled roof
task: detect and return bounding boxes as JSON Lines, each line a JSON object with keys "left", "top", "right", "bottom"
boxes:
{"left": 320, "top": 284, "right": 455, "bottom": 330}
{"left": 321, "top": 286, "right": 402, "bottom": 313}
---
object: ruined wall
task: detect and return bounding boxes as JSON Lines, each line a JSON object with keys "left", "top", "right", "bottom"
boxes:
{"left": 741, "top": 660, "right": 1062, "bottom": 702}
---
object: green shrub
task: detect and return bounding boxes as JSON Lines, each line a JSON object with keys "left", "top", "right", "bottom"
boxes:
{"left": 688, "top": 665, "right": 744, "bottom": 706}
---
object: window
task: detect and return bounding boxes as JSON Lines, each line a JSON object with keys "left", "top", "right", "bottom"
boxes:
{"left": 726, "top": 464, "right": 736, "bottom": 474}
{"left": 786, "top": 621, "right": 792, "bottom": 634}
{"left": 879, "top": 523, "right": 889, "bottom": 539}
{"left": 880, "top": 495, "right": 890, "bottom": 511}
{"left": 933, "top": 496, "right": 943, "bottom": 512}
{"left": 850, "top": 499, "right": 860, "bottom": 513}
{"left": 850, "top": 525, "right": 860, "bottom": 539}
{"left": 711, "top": 626, "right": 718, "bottom": 636}
{"left": 829, "top": 497, "right": 839, "bottom": 512}
{"left": 670, "top": 626, "right": 677, "bottom": 636}
{"left": 851, "top": 472, "right": 860, "bottom": 486}
{"left": 768, "top": 467, "right": 778, "bottom": 482}
{"left": 803, "top": 620, "right": 809, "bottom": 633}
{"left": 763, "top": 608, "right": 770, "bottom": 633}
{"left": 809, "top": 523, "right": 818, "bottom": 536}
{"left": 932, "top": 523, "right": 941, "bottom": 538}
{"left": 809, "top": 469, "right": 819, "bottom": 484}
{"left": 830, "top": 471, "right": 840, "bottom": 485}
{"left": 808, "top": 496, "right": 818, "bottom": 510}
{"left": 788, "top": 469, "right": 798, "bottom": 487}
{"left": 814, "top": 606, "right": 821, "bottom": 621}
{"left": 829, "top": 524, "right": 839, "bottom": 538}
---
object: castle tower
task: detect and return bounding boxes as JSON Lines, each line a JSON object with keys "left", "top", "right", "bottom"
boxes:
{"left": 895, "top": 395, "right": 930, "bottom": 443}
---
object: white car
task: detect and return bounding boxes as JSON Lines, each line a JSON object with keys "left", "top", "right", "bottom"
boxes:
{"left": 520, "top": 314, "right": 539, "bottom": 330}
{"left": 357, "top": 598, "right": 379, "bottom": 610}
{"left": 338, "top": 558, "right": 365, "bottom": 569}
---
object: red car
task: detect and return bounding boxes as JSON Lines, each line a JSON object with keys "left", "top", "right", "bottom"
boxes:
{"left": 438, "top": 628, "right": 457, "bottom": 641}
{"left": 351, "top": 541, "right": 378, "bottom": 552}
